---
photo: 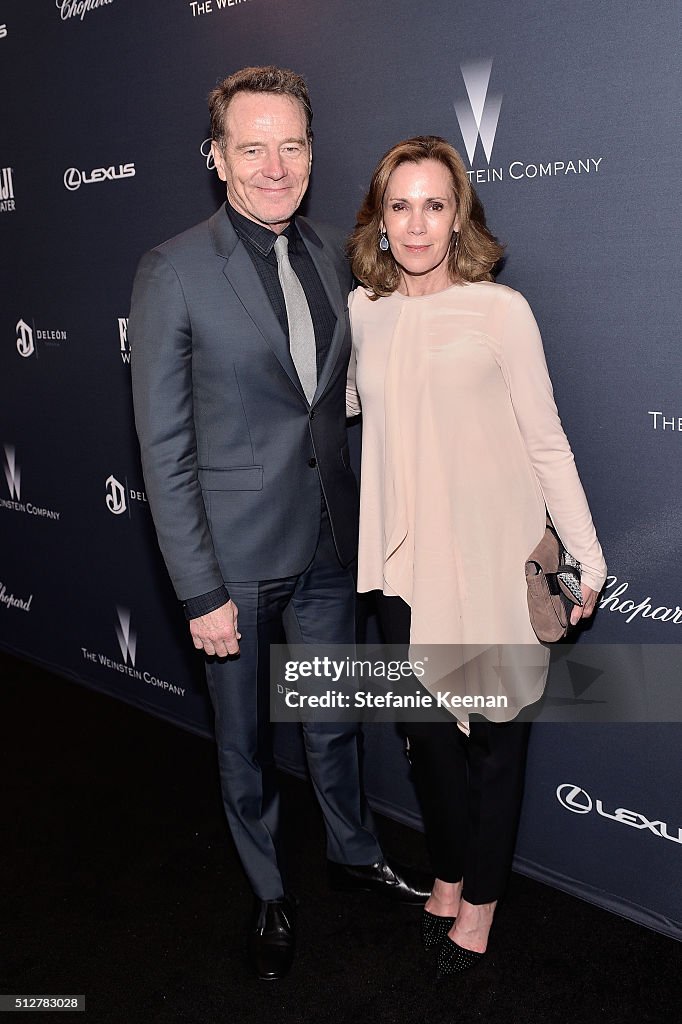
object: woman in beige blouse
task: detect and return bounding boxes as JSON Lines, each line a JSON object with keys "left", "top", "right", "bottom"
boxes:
{"left": 346, "top": 136, "right": 606, "bottom": 974}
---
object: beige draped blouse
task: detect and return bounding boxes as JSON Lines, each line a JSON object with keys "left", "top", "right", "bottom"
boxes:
{"left": 347, "top": 281, "right": 607, "bottom": 717}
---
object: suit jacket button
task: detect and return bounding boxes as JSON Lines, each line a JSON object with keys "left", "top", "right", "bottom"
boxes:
{"left": 308, "top": 457, "right": 317, "bottom": 468}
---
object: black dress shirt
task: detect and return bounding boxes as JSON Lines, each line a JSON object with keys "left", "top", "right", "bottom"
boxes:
{"left": 182, "top": 202, "right": 337, "bottom": 621}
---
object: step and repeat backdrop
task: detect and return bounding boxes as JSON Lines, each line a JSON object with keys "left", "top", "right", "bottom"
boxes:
{"left": 1, "top": 1, "right": 680, "bottom": 938}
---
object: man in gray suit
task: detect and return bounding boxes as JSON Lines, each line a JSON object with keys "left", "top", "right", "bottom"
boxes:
{"left": 129, "top": 66, "right": 428, "bottom": 980}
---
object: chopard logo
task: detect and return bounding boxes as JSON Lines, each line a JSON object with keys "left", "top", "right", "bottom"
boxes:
{"left": 556, "top": 784, "right": 681, "bottom": 845}
{"left": 56, "top": 0, "right": 114, "bottom": 21}
{"left": 599, "top": 576, "right": 682, "bottom": 626}
{"left": 200, "top": 138, "right": 215, "bottom": 170}
{"left": 64, "top": 163, "right": 135, "bottom": 191}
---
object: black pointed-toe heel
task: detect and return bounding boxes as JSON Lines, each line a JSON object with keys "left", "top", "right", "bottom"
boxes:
{"left": 421, "top": 909, "right": 456, "bottom": 950}
{"left": 436, "top": 935, "right": 485, "bottom": 976}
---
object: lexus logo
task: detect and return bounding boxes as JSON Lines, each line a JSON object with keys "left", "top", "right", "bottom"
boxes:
{"left": 556, "top": 784, "right": 593, "bottom": 814}
{"left": 453, "top": 59, "right": 502, "bottom": 165}
{"left": 64, "top": 167, "right": 82, "bottom": 191}
{"left": 63, "top": 163, "right": 135, "bottom": 191}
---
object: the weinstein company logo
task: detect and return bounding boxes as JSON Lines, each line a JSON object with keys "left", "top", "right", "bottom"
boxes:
{"left": 63, "top": 163, "right": 135, "bottom": 191}
{"left": 557, "top": 784, "right": 681, "bottom": 845}
{"left": 80, "top": 607, "right": 186, "bottom": 696}
{"left": 454, "top": 59, "right": 502, "bottom": 165}
{"left": 1, "top": 167, "right": 15, "bottom": 213}
{"left": 115, "top": 606, "right": 137, "bottom": 667}
{"left": 453, "top": 59, "right": 603, "bottom": 185}
{"left": 1, "top": 444, "right": 61, "bottom": 520}
{"left": 15, "top": 317, "right": 68, "bottom": 358}
{"left": 118, "top": 317, "right": 130, "bottom": 364}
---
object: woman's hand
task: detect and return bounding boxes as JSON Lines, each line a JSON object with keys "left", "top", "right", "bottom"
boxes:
{"left": 570, "top": 584, "right": 599, "bottom": 626}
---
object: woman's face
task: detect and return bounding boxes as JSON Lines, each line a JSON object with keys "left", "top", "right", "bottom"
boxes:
{"left": 382, "top": 159, "right": 460, "bottom": 293}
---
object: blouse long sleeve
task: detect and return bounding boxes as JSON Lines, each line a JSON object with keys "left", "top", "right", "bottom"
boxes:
{"left": 500, "top": 291, "right": 607, "bottom": 591}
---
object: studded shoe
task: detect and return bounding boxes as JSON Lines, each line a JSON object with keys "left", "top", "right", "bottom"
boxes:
{"left": 436, "top": 935, "right": 485, "bottom": 976}
{"left": 422, "top": 909, "right": 456, "bottom": 951}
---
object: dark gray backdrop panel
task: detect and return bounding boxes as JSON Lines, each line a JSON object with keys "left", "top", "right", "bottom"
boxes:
{"left": 1, "top": 0, "right": 679, "bottom": 938}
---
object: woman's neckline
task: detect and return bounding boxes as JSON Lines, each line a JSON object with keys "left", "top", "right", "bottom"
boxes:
{"left": 392, "top": 280, "right": 471, "bottom": 300}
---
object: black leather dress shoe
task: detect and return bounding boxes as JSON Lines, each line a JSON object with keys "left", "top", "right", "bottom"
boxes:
{"left": 327, "top": 857, "right": 432, "bottom": 905}
{"left": 248, "top": 896, "right": 296, "bottom": 981}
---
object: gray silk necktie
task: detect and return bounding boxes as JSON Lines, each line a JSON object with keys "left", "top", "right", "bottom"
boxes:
{"left": 274, "top": 234, "right": 317, "bottom": 403}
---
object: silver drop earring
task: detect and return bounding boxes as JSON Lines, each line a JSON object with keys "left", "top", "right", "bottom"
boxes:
{"left": 379, "top": 231, "right": 390, "bottom": 252}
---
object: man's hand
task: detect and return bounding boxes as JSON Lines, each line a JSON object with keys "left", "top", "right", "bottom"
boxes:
{"left": 570, "top": 584, "right": 599, "bottom": 626}
{"left": 189, "top": 600, "right": 240, "bottom": 657}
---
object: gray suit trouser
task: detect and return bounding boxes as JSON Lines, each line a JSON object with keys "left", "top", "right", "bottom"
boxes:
{"left": 204, "top": 504, "right": 381, "bottom": 900}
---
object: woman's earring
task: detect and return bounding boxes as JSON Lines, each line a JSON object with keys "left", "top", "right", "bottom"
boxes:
{"left": 379, "top": 231, "right": 390, "bottom": 252}
{"left": 452, "top": 231, "right": 460, "bottom": 257}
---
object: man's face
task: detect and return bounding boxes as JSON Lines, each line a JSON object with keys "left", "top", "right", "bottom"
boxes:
{"left": 212, "top": 91, "right": 312, "bottom": 233}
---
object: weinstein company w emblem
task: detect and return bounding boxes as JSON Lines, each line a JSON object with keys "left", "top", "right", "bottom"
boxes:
{"left": 453, "top": 59, "right": 502, "bottom": 165}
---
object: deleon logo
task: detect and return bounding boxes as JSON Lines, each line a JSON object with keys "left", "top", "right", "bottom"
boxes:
{"left": 118, "top": 317, "right": 130, "bottom": 364}
{"left": 115, "top": 606, "right": 137, "bottom": 667}
{"left": 556, "top": 784, "right": 681, "bottom": 844}
{"left": 453, "top": 59, "right": 502, "bottom": 165}
{"left": 3, "top": 445, "right": 20, "bottom": 500}
{"left": 200, "top": 138, "right": 215, "bottom": 171}
{"left": 16, "top": 319, "right": 35, "bottom": 359}
{"left": 64, "top": 163, "right": 135, "bottom": 191}
{"left": 105, "top": 475, "right": 127, "bottom": 516}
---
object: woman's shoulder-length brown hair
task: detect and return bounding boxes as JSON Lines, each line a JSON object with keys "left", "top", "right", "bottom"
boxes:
{"left": 348, "top": 135, "right": 504, "bottom": 299}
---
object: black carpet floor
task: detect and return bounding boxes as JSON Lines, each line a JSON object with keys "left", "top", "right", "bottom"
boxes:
{"left": 1, "top": 651, "right": 679, "bottom": 1024}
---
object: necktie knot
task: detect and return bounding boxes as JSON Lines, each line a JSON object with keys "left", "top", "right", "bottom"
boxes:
{"left": 274, "top": 234, "right": 289, "bottom": 260}
{"left": 273, "top": 231, "right": 317, "bottom": 404}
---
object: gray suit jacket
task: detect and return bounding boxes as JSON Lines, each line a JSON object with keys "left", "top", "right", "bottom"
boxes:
{"left": 129, "top": 206, "right": 358, "bottom": 600}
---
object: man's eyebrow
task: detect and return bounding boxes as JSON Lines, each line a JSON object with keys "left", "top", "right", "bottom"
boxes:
{"left": 235, "top": 137, "right": 307, "bottom": 150}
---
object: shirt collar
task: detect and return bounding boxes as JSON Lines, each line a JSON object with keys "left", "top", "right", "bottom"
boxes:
{"left": 225, "top": 200, "right": 299, "bottom": 256}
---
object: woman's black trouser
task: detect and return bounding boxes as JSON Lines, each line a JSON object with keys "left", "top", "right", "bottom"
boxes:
{"left": 375, "top": 593, "right": 531, "bottom": 905}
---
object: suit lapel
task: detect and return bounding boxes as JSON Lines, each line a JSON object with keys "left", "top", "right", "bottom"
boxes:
{"left": 297, "top": 218, "right": 349, "bottom": 405}
{"left": 209, "top": 207, "right": 305, "bottom": 400}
